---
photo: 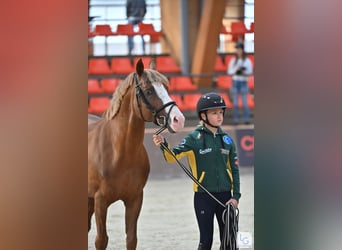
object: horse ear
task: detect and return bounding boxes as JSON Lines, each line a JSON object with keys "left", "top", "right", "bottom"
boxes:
{"left": 149, "top": 58, "right": 156, "bottom": 70}
{"left": 136, "top": 58, "right": 144, "bottom": 76}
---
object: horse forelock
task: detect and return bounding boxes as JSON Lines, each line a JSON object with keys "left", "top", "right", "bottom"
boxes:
{"left": 103, "top": 73, "right": 134, "bottom": 121}
{"left": 145, "top": 69, "right": 169, "bottom": 88}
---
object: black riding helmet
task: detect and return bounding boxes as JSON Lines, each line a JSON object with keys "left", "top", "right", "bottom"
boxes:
{"left": 196, "top": 93, "right": 227, "bottom": 127}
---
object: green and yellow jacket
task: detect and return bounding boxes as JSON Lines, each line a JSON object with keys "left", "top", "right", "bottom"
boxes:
{"left": 161, "top": 125, "right": 241, "bottom": 201}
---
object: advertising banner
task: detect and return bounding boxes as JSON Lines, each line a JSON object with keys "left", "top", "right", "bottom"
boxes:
{"left": 235, "top": 129, "right": 254, "bottom": 167}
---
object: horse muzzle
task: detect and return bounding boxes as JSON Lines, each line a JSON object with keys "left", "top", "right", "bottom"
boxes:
{"left": 167, "top": 105, "right": 185, "bottom": 133}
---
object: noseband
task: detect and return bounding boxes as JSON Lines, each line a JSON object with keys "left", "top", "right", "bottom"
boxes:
{"left": 133, "top": 73, "right": 177, "bottom": 131}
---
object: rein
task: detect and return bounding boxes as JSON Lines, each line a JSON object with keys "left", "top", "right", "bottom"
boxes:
{"left": 155, "top": 130, "right": 239, "bottom": 250}
{"left": 134, "top": 73, "right": 176, "bottom": 130}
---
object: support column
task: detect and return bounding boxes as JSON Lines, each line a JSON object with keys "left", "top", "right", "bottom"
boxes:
{"left": 159, "top": 0, "right": 200, "bottom": 67}
{"left": 180, "top": 0, "right": 189, "bottom": 74}
{"left": 191, "top": 0, "right": 226, "bottom": 87}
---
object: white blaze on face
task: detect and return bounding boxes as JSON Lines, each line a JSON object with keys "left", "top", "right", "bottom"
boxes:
{"left": 152, "top": 82, "right": 185, "bottom": 132}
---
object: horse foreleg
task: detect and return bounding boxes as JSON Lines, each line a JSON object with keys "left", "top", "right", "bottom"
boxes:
{"left": 88, "top": 197, "right": 94, "bottom": 232}
{"left": 94, "top": 193, "right": 109, "bottom": 250}
{"left": 124, "top": 192, "right": 143, "bottom": 250}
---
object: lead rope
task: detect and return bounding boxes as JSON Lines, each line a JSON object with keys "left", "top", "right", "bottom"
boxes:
{"left": 155, "top": 130, "right": 239, "bottom": 250}
{"left": 157, "top": 140, "right": 225, "bottom": 207}
{"left": 221, "top": 203, "right": 239, "bottom": 250}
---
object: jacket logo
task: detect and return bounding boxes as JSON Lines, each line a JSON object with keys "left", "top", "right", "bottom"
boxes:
{"left": 221, "top": 149, "right": 230, "bottom": 155}
{"left": 199, "top": 148, "right": 212, "bottom": 154}
{"left": 223, "top": 135, "right": 232, "bottom": 145}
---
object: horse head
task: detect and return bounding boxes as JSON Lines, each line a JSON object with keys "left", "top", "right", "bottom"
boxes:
{"left": 134, "top": 58, "right": 185, "bottom": 133}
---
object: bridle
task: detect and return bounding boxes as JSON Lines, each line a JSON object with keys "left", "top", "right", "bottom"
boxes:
{"left": 133, "top": 73, "right": 177, "bottom": 133}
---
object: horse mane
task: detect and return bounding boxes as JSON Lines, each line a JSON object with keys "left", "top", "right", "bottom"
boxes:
{"left": 103, "top": 69, "right": 169, "bottom": 121}
{"left": 103, "top": 73, "right": 133, "bottom": 121}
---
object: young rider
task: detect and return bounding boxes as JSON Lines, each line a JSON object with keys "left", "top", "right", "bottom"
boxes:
{"left": 153, "top": 92, "right": 241, "bottom": 250}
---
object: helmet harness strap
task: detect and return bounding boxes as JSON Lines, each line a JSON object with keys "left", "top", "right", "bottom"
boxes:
{"left": 201, "top": 109, "right": 225, "bottom": 129}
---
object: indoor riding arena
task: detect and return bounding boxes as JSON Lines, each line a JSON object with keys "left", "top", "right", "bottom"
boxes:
{"left": 88, "top": 0, "right": 254, "bottom": 249}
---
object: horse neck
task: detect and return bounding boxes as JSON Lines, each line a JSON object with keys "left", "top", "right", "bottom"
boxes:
{"left": 111, "top": 87, "right": 146, "bottom": 143}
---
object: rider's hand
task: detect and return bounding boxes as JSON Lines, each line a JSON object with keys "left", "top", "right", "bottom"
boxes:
{"left": 153, "top": 134, "right": 164, "bottom": 146}
{"left": 225, "top": 198, "right": 238, "bottom": 209}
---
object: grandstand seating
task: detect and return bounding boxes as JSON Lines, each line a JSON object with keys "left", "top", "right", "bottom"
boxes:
{"left": 101, "top": 78, "right": 121, "bottom": 93}
{"left": 225, "top": 55, "right": 235, "bottom": 67}
{"left": 229, "top": 21, "right": 250, "bottom": 42}
{"left": 115, "top": 23, "right": 135, "bottom": 36}
{"left": 93, "top": 24, "right": 116, "bottom": 54}
{"left": 138, "top": 23, "right": 162, "bottom": 41}
{"left": 220, "top": 24, "right": 229, "bottom": 35}
{"left": 169, "top": 94, "right": 186, "bottom": 111}
{"left": 88, "top": 97, "right": 110, "bottom": 114}
{"left": 169, "top": 76, "right": 197, "bottom": 91}
{"left": 216, "top": 75, "right": 232, "bottom": 90}
{"left": 182, "top": 93, "right": 202, "bottom": 111}
{"left": 88, "top": 79, "right": 103, "bottom": 94}
{"left": 238, "top": 93, "right": 255, "bottom": 109}
{"left": 94, "top": 24, "right": 115, "bottom": 36}
{"left": 220, "top": 93, "right": 233, "bottom": 109}
{"left": 247, "top": 54, "right": 254, "bottom": 68}
{"left": 214, "top": 55, "right": 227, "bottom": 72}
{"left": 248, "top": 75, "right": 254, "bottom": 90}
{"left": 156, "top": 56, "right": 181, "bottom": 73}
{"left": 88, "top": 58, "right": 112, "bottom": 74}
{"left": 111, "top": 57, "right": 134, "bottom": 74}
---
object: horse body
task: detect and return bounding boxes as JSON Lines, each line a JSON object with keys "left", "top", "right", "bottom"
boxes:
{"left": 88, "top": 59, "right": 185, "bottom": 250}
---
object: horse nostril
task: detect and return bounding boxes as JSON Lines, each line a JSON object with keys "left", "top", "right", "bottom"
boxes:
{"left": 173, "top": 117, "right": 179, "bottom": 123}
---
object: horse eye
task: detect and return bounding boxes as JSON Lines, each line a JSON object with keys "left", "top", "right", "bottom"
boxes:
{"left": 145, "top": 89, "right": 154, "bottom": 96}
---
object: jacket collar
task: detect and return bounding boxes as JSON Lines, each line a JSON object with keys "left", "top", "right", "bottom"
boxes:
{"left": 196, "top": 125, "right": 225, "bottom": 136}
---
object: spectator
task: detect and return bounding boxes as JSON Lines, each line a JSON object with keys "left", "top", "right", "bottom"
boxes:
{"left": 153, "top": 93, "right": 241, "bottom": 250}
{"left": 227, "top": 43, "right": 253, "bottom": 124}
{"left": 126, "top": 0, "right": 147, "bottom": 55}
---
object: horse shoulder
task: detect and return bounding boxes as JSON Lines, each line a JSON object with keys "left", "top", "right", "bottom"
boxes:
{"left": 88, "top": 121, "right": 115, "bottom": 178}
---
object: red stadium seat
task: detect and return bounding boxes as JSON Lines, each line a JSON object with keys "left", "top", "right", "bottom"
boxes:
{"left": 247, "top": 54, "right": 254, "bottom": 68}
{"left": 93, "top": 24, "right": 115, "bottom": 54}
{"left": 101, "top": 78, "right": 121, "bottom": 93}
{"left": 229, "top": 21, "right": 249, "bottom": 42}
{"left": 88, "top": 58, "right": 112, "bottom": 74}
{"left": 182, "top": 94, "right": 202, "bottom": 111}
{"left": 88, "top": 97, "right": 110, "bottom": 114}
{"left": 238, "top": 93, "right": 255, "bottom": 109}
{"left": 156, "top": 56, "right": 181, "bottom": 73}
{"left": 248, "top": 75, "right": 254, "bottom": 90}
{"left": 138, "top": 23, "right": 162, "bottom": 41}
{"left": 220, "top": 93, "right": 233, "bottom": 109}
{"left": 214, "top": 55, "right": 227, "bottom": 72}
{"left": 114, "top": 23, "right": 135, "bottom": 36}
{"left": 167, "top": 77, "right": 177, "bottom": 92}
{"left": 169, "top": 76, "right": 197, "bottom": 91}
{"left": 111, "top": 57, "right": 134, "bottom": 74}
{"left": 225, "top": 55, "right": 235, "bottom": 67}
{"left": 216, "top": 75, "right": 232, "bottom": 90}
{"left": 94, "top": 24, "right": 115, "bottom": 36}
{"left": 220, "top": 24, "right": 229, "bottom": 35}
{"left": 169, "top": 94, "right": 186, "bottom": 111}
{"left": 88, "top": 79, "right": 103, "bottom": 94}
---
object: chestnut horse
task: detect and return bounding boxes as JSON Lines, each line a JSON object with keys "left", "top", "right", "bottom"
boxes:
{"left": 88, "top": 59, "right": 185, "bottom": 250}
